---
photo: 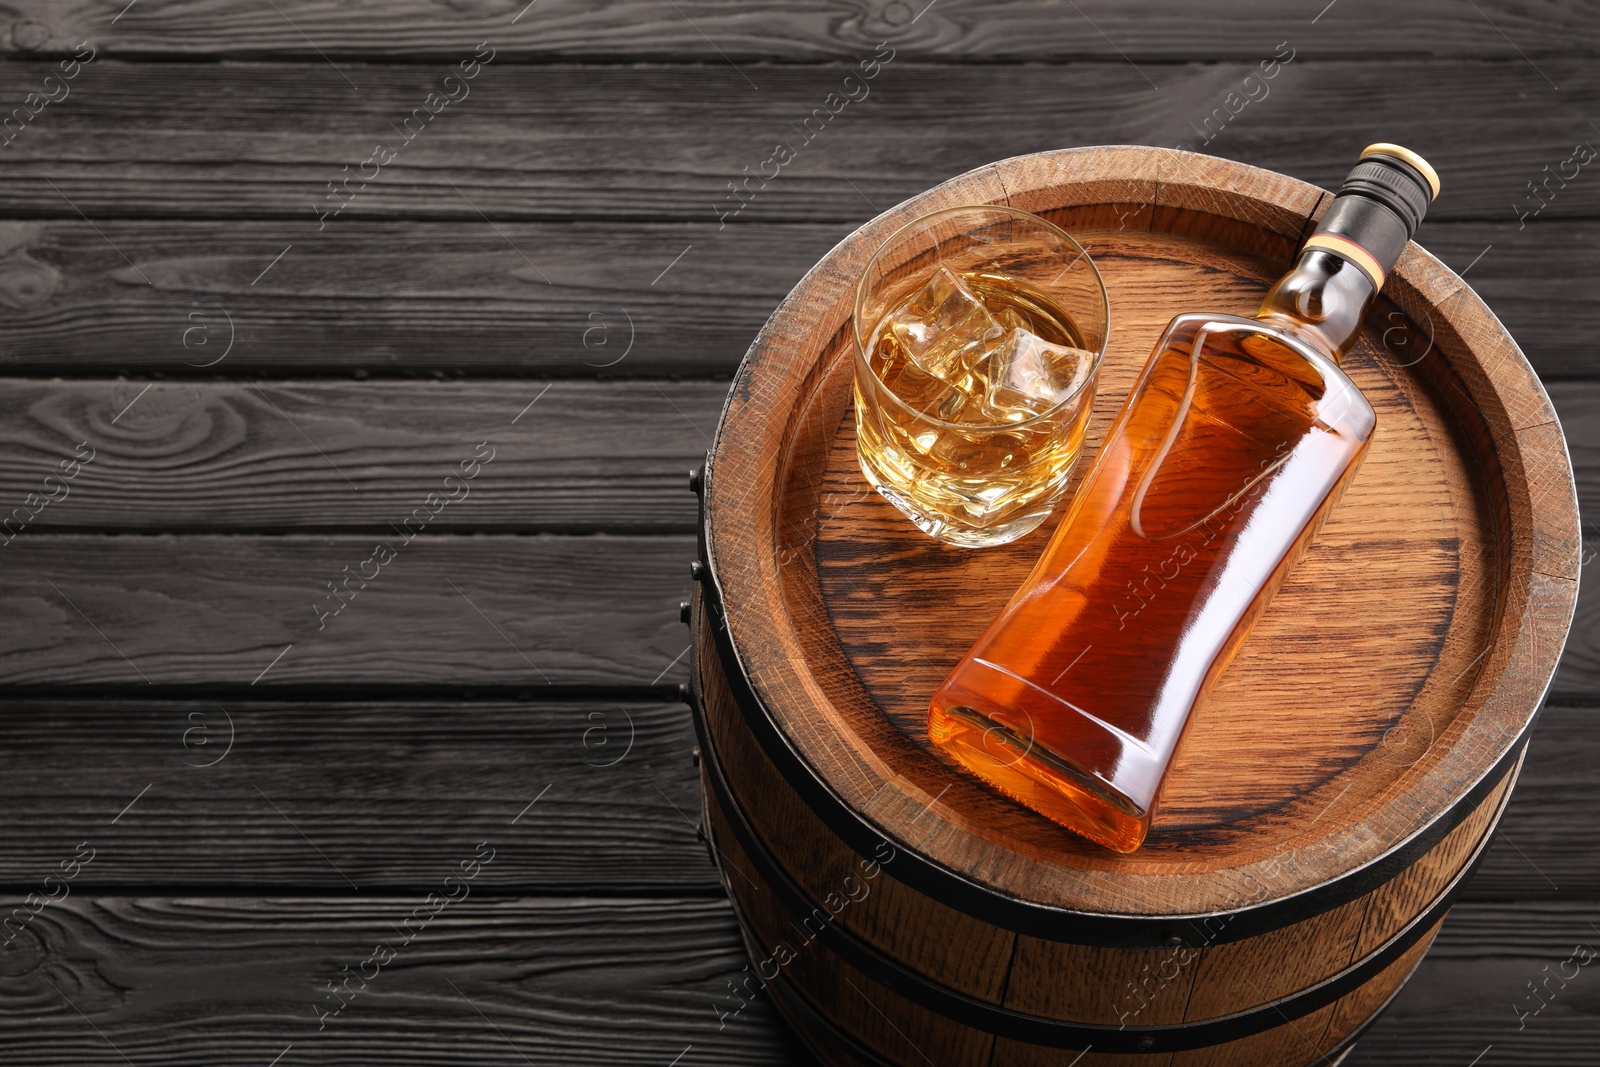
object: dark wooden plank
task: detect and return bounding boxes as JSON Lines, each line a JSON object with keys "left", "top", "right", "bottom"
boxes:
{"left": 0, "top": 700, "right": 715, "bottom": 891}
{"left": 1553, "top": 598, "right": 1600, "bottom": 700}
{"left": 0, "top": 524, "right": 1582, "bottom": 700}
{"left": 0, "top": 219, "right": 1586, "bottom": 377}
{"left": 0, "top": 353, "right": 1586, "bottom": 530}
{"left": 0, "top": 698, "right": 1584, "bottom": 895}
{"left": 1549, "top": 382, "right": 1600, "bottom": 699}
{"left": 0, "top": 386, "right": 1585, "bottom": 693}
{"left": 0, "top": 220, "right": 848, "bottom": 375}
{"left": 1, "top": 62, "right": 1596, "bottom": 223}
{"left": 1551, "top": 381, "right": 1600, "bottom": 532}
{"left": 14, "top": 0, "right": 1600, "bottom": 60}
{"left": 0, "top": 379, "right": 721, "bottom": 531}
{"left": 1463, "top": 706, "right": 1600, "bottom": 901}
{"left": 0, "top": 535, "right": 694, "bottom": 688}
{"left": 0, "top": 386, "right": 1587, "bottom": 692}
{"left": 0, "top": 894, "right": 811, "bottom": 1066}
{"left": 1417, "top": 223, "right": 1600, "bottom": 383}
{"left": 1351, "top": 901, "right": 1600, "bottom": 1066}
{"left": 0, "top": 894, "right": 1589, "bottom": 1065}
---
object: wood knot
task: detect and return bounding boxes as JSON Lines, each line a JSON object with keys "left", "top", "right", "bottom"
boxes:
{"left": 73, "top": 384, "right": 248, "bottom": 466}
{"left": 864, "top": 0, "right": 916, "bottom": 31}
{"left": 0, "top": 223, "right": 59, "bottom": 310}
{"left": 10, "top": 19, "right": 51, "bottom": 52}
{"left": 0, "top": 925, "right": 46, "bottom": 980}
{"left": 0, "top": 255, "right": 60, "bottom": 309}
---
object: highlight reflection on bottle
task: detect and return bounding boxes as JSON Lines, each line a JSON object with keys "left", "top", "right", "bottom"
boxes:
{"left": 929, "top": 145, "right": 1441, "bottom": 852}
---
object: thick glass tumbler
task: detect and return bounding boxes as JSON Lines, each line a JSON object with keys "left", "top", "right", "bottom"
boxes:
{"left": 853, "top": 205, "right": 1110, "bottom": 548}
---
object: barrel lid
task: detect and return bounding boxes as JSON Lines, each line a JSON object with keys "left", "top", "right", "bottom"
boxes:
{"left": 701, "top": 146, "right": 1576, "bottom": 926}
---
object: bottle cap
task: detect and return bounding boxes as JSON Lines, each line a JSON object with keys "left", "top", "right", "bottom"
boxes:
{"left": 1302, "top": 144, "right": 1440, "bottom": 290}
{"left": 1339, "top": 144, "right": 1437, "bottom": 238}
{"left": 1360, "top": 144, "right": 1441, "bottom": 200}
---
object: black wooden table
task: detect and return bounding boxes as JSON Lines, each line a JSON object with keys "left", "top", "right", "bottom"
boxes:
{"left": 0, "top": 3, "right": 1594, "bottom": 1064}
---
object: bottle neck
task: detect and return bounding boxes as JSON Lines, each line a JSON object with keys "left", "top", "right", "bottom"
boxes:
{"left": 1254, "top": 249, "right": 1378, "bottom": 362}
{"left": 1257, "top": 182, "right": 1417, "bottom": 362}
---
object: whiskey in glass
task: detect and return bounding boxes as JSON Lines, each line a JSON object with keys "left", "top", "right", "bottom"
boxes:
{"left": 853, "top": 206, "right": 1110, "bottom": 548}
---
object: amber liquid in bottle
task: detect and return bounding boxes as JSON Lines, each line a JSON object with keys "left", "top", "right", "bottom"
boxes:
{"left": 929, "top": 301, "right": 1375, "bottom": 850}
{"left": 929, "top": 146, "right": 1437, "bottom": 852}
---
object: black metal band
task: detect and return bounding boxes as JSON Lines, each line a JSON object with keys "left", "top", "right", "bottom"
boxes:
{"left": 697, "top": 699, "right": 1518, "bottom": 1054}
{"left": 693, "top": 459, "right": 1543, "bottom": 949}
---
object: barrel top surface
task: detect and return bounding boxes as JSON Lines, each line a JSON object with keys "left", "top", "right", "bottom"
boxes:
{"left": 703, "top": 145, "right": 1579, "bottom": 918}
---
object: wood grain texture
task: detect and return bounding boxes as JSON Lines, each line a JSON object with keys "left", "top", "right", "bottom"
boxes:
{"left": 0, "top": 63, "right": 1595, "bottom": 223}
{"left": 0, "top": 893, "right": 1586, "bottom": 1066}
{"left": 1549, "top": 383, "right": 1600, "bottom": 523}
{"left": 3, "top": 371, "right": 1594, "bottom": 543}
{"left": 0, "top": 379, "right": 721, "bottom": 531}
{"left": 703, "top": 709, "right": 1510, "bottom": 1027}
{"left": 1553, "top": 596, "right": 1600, "bottom": 698}
{"left": 1348, "top": 902, "right": 1600, "bottom": 1066}
{"left": 0, "top": 700, "right": 709, "bottom": 891}
{"left": 0, "top": 4, "right": 1581, "bottom": 1065}
{"left": 810, "top": 383, "right": 1600, "bottom": 705}
{"left": 0, "top": 894, "right": 808, "bottom": 1067}
{"left": 0, "top": 534, "right": 694, "bottom": 687}
{"left": 1420, "top": 222, "right": 1600, "bottom": 382}
{"left": 0, "top": 220, "right": 846, "bottom": 374}
{"left": 0, "top": 698, "right": 1587, "bottom": 898}
{"left": 816, "top": 228, "right": 1498, "bottom": 851}
{"left": 8, "top": 0, "right": 1600, "bottom": 60}
{"left": 1464, "top": 705, "right": 1600, "bottom": 900}
{"left": 0, "top": 219, "right": 1585, "bottom": 377}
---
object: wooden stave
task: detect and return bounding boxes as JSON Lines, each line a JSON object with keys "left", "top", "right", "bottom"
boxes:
{"left": 691, "top": 578, "right": 1522, "bottom": 1050}
{"left": 697, "top": 145, "right": 1578, "bottom": 920}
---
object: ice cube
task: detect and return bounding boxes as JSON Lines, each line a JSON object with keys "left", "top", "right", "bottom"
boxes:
{"left": 979, "top": 328, "right": 1096, "bottom": 422}
{"left": 888, "top": 266, "right": 1005, "bottom": 382}
{"left": 873, "top": 331, "right": 976, "bottom": 421}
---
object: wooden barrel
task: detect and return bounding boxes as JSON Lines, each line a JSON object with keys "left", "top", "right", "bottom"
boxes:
{"left": 686, "top": 146, "right": 1578, "bottom": 1067}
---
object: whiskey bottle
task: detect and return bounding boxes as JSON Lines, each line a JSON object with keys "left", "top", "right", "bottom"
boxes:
{"left": 929, "top": 145, "right": 1440, "bottom": 852}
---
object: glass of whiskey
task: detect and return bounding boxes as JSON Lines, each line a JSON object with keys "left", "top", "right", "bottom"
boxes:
{"left": 853, "top": 205, "right": 1109, "bottom": 547}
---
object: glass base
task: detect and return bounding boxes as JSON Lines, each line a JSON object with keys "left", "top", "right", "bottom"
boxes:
{"left": 860, "top": 454, "right": 1070, "bottom": 549}
{"left": 929, "top": 701, "right": 1152, "bottom": 852}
